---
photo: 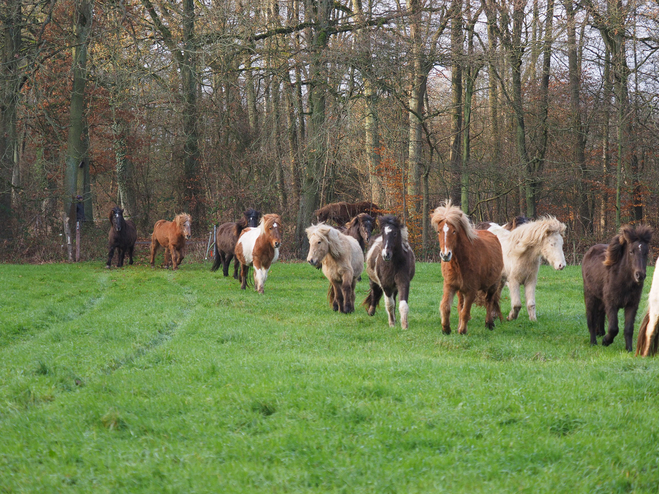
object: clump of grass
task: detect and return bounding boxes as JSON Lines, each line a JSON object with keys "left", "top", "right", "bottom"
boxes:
{"left": 100, "top": 409, "right": 129, "bottom": 431}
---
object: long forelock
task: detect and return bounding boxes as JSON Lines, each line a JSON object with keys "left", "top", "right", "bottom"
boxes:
{"left": 431, "top": 202, "right": 477, "bottom": 242}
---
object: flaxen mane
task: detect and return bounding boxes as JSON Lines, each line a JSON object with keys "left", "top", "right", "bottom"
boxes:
{"left": 430, "top": 200, "right": 477, "bottom": 242}
{"left": 507, "top": 216, "right": 566, "bottom": 251}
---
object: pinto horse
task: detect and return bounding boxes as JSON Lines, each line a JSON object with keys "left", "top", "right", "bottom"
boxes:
{"left": 582, "top": 225, "right": 652, "bottom": 351}
{"left": 338, "top": 213, "right": 374, "bottom": 252}
{"left": 431, "top": 200, "right": 503, "bottom": 335}
{"left": 484, "top": 217, "right": 566, "bottom": 321}
{"left": 306, "top": 223, "right": 364, "bottom": 313}
{"left": 211, "top": 208, "right": 261, "bottom": 278}
{"left": 150, "top": 213, "right": 192, "bottom": 270}
{"left": 235, "top": 214, "right": 282, "bottom": 294}
{"left": 106, "top": 207, "right": 137, "bottom": 268}
{"left": 363, "top": 215, "right": 415, "bottom": 329}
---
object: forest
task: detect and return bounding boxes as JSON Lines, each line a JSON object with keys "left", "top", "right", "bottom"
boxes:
{"left": 1, "top": 0, "right": 658, "bottom": 260}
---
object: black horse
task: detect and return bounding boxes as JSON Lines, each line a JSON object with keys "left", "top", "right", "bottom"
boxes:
{"left": 107, "top": 206, "right": 137, "bottom": 268}
{"left": 211, "top": 208, "right": 261, "bottom": 278}
{"left": 581, "top": 225, "right": 652, "bottom": 351}
{"left": 363, "top": 215, "right": 416, "bottom": 329}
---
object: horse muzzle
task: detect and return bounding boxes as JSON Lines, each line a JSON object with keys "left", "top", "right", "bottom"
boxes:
{"left": 440, "top": 252, "right": 453, "bottom": 262}
{"left": 274, "top": 241, "right": 281, "bottom": 249}
{"left": 635, "top": 271, "right": 647, "bottom": 284}
{"left": 308, "top": 259, "right": 321, "bottom": 269}
{"left": 381, "top": 250, "right": 392, "bottom": 262}
{"left": 185, "top": 235, "right": 191, "bottom": 240}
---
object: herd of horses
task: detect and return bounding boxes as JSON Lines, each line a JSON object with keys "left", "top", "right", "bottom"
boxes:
{"left": 105, "top": 199, "right": 659, "bottom": 357}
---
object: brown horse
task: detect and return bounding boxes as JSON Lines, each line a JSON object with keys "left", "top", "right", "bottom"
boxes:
{"left": 235, "top": 214, "right": 282, "bottom": 294}
{"left": 150, "top": 213, "right": 192, "bottom": 270}
{"left": 582, "top": 225, "right": 652, "bottom": 351}
{"left": 338, "top": 213, "right": 374, "bottom": 252}
{"left": 106, "top": 206, "right": 137, "bottom": 268}
{"left": 211, "top": 208, "right": 261, "bottom": 279}
{"left": 314, "top": 201, "right": 379, "bottom": 225}
{"left": 431, "top": 200, "right": 503, "bottom": 335}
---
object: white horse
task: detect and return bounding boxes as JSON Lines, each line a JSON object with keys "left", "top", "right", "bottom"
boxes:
{"left": 486, "top": 216, "right": 566, "bottom": 321}
{"left": 306, "top": 223, "right": 364, "bottom": 313}
{"left": 636, "top": 260, "right": 659, "bottom": 357}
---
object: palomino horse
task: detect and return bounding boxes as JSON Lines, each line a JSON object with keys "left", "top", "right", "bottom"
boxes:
{"left": 363, "top": 215, "right": 415, "bottom": 329}
{"left": 150, "top": 213, "right": 192, "bottom": 270}
{"left": 431, "top": 200, "right": 503, "bottom": 335}
{"left": 235, "top": 214, "right": 282, "bottom": 294}
{"left": 582, "top": 225, "right": 652, "bottom": 351}
{"left": 637, "top": 259, "right": 659, "bottom": 357}
{"left": 338, "top": 213, "right": 374, "bottom": 252}
{"left": 306, "top": 223, "right": 364, "bottom": 314}
{"left": 211, "top": 208, "right": 261, "bottom": 279}
{"left": 485, "top": 217, "right": 566, "bottom": 321}
{"left": 106, "top": 206, "right": 137, "bottom": 268}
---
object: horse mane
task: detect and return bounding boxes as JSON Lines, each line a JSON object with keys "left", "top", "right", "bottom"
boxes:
{"left": 259, "top": 213, "right": 282, "bottom": 234}
{"left": 174, "top": 213, "right": 191, "bottom": 229}
{"left": 604, "top": 224, "right": 653, "bottom": 266}
{"left": 507, "top": 216, "right": 566, "bottom": 249}
{"left": 306, "top": 223, "right": 345, "bottom": 258}
{"left": 430, "top": 199, "right": 477, "bottom": 242}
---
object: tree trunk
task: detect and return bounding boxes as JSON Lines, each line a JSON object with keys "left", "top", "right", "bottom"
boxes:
{"left": 406, "top": 0, "right": 424, "bottom": 217}
{"left": 64, "top": 0, "right": 93, "bottom": 236}
{"left": 449, "top": 0, "right": 463, "bottom": 205}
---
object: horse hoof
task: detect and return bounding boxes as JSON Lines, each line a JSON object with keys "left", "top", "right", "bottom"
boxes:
{"left": 442, "top": 327, "right": 451, "bottom": 335}
{"left": 367, "top": 307, "right": 376, "bottom": 316}
{"left": 105, "top": 265, "right": 111, "bottom": 269}
{"left": 602, "top": 337, "right": 612, "bottom": 347}
{"left": 486, "top": 322, "right": 495, "bottom": 330}
{"left": 458, "top": 328, "right": 467, "bottom": 335}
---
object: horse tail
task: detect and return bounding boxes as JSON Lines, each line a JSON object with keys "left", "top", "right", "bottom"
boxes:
{"left": 210, "top": 237, "right": 221, "bottom": 272}
{"left": 636, "top": 312, "right": 650, "bottom": 356}
{"left": 327, "top": 284, "right": 335, "bottom": 304}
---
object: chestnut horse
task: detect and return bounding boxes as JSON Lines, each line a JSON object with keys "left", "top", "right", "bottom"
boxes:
{"left": 364, "top": 215, "right": 416, "bottom": 329}
{"left": 150, "top": 213, "right": 192, "bottom": 270}
{"left": 431, "top": 200, "right": 503, "bottom": 335}
{"left": 106, "top": 206, "right": 137, "bottom": 268}
{"left": 211, "top": 208, "right": 261, "bottom": 278}
{"left": 636, "top": 260, "right": 659, "bottom": 357}
{"left": 235, "top": 214, "right": 282, "bottom": 294}
{"left": 314, "top": 201, "right": 379, "bottom": 225}
{"left": 582, "top": 225, "right": 652, "bottom": 351}
{"left": 306, "top": 223, "right": 364, "bottom": 313}
{"left": 338, "top": 213, "right": 374, "bottom": 252}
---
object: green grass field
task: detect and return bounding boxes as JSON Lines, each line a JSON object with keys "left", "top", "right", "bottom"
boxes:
{"left": 1, "top": 260, "right": 659, "bottom": 493}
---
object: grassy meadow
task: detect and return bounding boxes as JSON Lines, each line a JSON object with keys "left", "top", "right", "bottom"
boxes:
{"left": 1, "top": 259, "right": 659, "bottom": 493}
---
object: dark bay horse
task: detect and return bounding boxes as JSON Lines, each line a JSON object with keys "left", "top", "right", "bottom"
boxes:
{"left": 150, "top": 213, "right": 192, "bottom": 270}
{"left": 338, "top": 213, "right": 374, "bottom": 252}
{"left": 363, "top": 215, "right": 416, "bottom": 329}
{"left": 106, "top": 207, "right": 137, "bottom": 268}
{"left": 235, "top": 214, "right": 282, "bottom": 294}
{"left": 431, "top": 200, "right": 503, "bottom": 335}
{"left": 211, "top": 208, "right": 261, "bottom": 278}
{"left": 582, "top": 225, "right": 652, "bottom": 351}
{"left": 314, "top": 201, "right": 379, "bottom": 225}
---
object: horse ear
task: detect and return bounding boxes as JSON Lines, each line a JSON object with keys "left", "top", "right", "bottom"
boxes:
{"left": 108, "top": 210, "right": 114, "bottom": 223}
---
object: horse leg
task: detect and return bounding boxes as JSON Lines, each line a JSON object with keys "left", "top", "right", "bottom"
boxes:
{"left": 584, "top": 296, "right": 604, "bottom": 345}
{"left": 365, "top": 281, "right": 383, "bottom": 316}
{"left": 458, "top": 293, "right": 475, "bottom": 335}
{"left": 440, "top": 286, "right": 456, "bottom": 335}
{"left": 150, "top": 240, "right": 158, "bottom": 268}
{"left": 220, "top": 252, "right": 230, "bottom": 277}
{"left": 623, "top": 304, "right": 639, "bottom": 352}
{"left": 601, "top": 305, "right": 620, "bottom": 347}
{"left": 383, "top": 288, "right": 396, "bottom": 327}
{"left": 106, "top": 245, "right": 116, "bottom": 269}
{"left": 341, "top": 273, "right": 354, "bottom": 313}
{"left": 524, "top": 272, "right": 538, "bottom": 321}
{"left": 232, "top": 257, "right": 240, "bottom": 280}
{"left": 169, "top": 246, "right": 178, "bottom": 270}
{"left": 117, "top": 247, "right": 126, "bottom": 267}
{"left": 128, "top": 245, "right": 134, "bottom": 265}
{"left": 240, "top": 264, "right": 249, "bottom": 290}
{"left": 332, "top": 280, "right": 344, "bottom": 312}
{"left": 398, "top": 284, "right": 410, "bottom": 330}
{"left": 507, "top": 279, "right": 522, "bottom": 320}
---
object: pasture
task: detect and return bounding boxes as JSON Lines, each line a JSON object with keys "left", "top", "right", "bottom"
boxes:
{"left": 1, "top": 261, "right": 659, "bottom": 492}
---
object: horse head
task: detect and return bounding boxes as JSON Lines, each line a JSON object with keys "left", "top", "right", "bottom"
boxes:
{"left": 110, "top": 207, "right": 125, "bottom": 232}
{"left": 431, "top": 200, "right": 476, "bottom": 263}
{"left": 244, "top": 208, "right": 261, "bottom": 228}
{"left": 263, "top": 214, "right": 282, "bottom": 250}
{"left": 176, "top": 213, "right": 192, "bottom": 240}
{"left": 306, "top": 224, "right": 331, "bottom": 268}
{"left": 378, "top": 215, "right": 403, "bottom": 262}
{"left": 357, "top": 214, "right": 374, "bottom": 246}
{"left": 605, "top": 225, "right": 653, "bottom": 284}
{"left": 539, "top": 218, "right": 567, "bottom": 270}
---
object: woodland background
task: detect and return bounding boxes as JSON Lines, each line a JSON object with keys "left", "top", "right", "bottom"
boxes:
{"left": 1, "top": 0, "right": 659, "bottom": 261}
